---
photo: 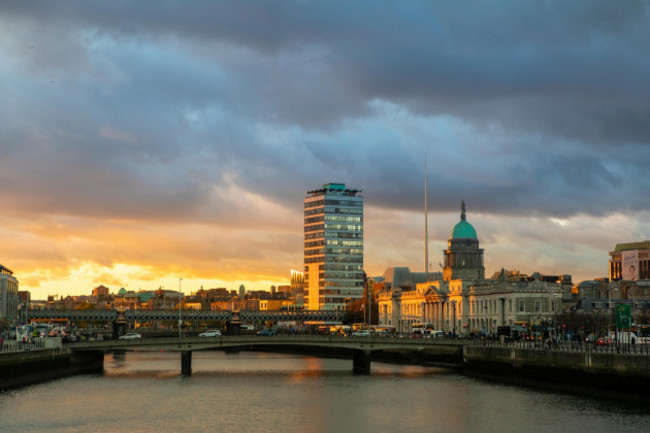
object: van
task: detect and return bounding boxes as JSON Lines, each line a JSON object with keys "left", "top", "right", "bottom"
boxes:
{"left": 608, "top": 331, "right": 639, "bottom": 344}
{"left": 431, "top": 331, "right": 445, "bottom": 338}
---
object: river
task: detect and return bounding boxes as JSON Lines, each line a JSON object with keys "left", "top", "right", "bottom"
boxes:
{"left": 0, "top": 350, "right": 648, "bottom": 433}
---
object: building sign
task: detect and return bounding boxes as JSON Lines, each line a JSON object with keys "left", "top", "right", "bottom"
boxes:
{"left": 622, "top": 250, "right": 639, "bottom": 280}
{"left": 616, "top": 303, "right": 631, "bottom": 330}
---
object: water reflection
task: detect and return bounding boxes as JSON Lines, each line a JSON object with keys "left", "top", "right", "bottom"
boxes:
{"left": 1, "top": 351, "right": 649, "bottom": 433}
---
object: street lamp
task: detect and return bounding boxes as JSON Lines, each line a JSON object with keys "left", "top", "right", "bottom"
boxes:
{"left": 367, "top": 278, "right": 374, "bottom": 329}
{"left": 179, "top": 278, "right": 182, "bottom": 338}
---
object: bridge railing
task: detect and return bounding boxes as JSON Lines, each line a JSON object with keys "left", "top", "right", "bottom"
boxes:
{"left": 25, "top": 308, "right": 347, "bottom": 323}
{"left": 1, "top": 339, "right": 48, "bottom": 354}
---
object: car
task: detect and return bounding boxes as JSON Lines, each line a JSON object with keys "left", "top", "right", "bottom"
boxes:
{"left": 594, "top": 337, "right": 610, "bottom": 346}
{"left": 119, "top": 332, "right": 142, "bottom": 340}
{"left": 257, "top": 328, "right": 277, "bottom": 336}
{"left": 199, "top": 330, "right": 222, "bottom": 337}
{"left": 351, "top": 330, "right": 372, "bottom": 337}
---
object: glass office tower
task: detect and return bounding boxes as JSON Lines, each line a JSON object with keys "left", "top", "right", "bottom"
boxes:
{"left": 304, "top": 183, "right": 364, "bottom": 310}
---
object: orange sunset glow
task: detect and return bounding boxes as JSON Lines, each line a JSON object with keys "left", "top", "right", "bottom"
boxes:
{"left": 2, "top": 3, "right": 649, "bottom": 301}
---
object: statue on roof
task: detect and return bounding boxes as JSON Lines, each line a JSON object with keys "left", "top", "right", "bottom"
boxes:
{"left": 461, "top": 200, "right": 466, "bottom": 221}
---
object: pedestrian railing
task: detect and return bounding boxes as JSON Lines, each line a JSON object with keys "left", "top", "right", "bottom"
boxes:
{"left": 0, "top": 339, "right": 47, "bottom": 354}
{"left": 475, "top": 338, "right": 650, "bottom": 355}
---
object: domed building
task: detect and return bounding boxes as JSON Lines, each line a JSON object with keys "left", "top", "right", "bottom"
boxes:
{"left": 443, "top": 201, "right": 485, "bottom": 281}
{"left": 377, "top": 200, "right": 572, "bottom": 335}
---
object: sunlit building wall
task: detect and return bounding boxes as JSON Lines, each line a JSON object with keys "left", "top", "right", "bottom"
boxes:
{"left": 609, "top": 241, "right": 650, "bottom": 281}
{"left": 304, "top": 183, "right": 364, "bottom": 311}
{"left": 376, "top": 204, "right": 571, "bottom": 334}
{"left": 0, "top": 265, "right": 19, "bottom": 324}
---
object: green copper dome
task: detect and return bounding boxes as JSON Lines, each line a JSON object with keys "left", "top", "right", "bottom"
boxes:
{"left": 451, "top": 220, "right": 478, "bottom": 239}
{"left": 450, "top": 200, "right": 478, "bottom": 239}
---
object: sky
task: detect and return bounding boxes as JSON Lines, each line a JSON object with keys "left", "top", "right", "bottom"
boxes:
{"left": 1, "top": 1, "right": 650, "bottom": 300}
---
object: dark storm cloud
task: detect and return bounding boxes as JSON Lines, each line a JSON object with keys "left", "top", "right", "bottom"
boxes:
{"left": 1, "top": 0, "right": 650, "bottom": 221}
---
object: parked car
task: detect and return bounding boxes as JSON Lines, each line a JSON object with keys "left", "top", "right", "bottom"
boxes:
{"left": 257, "top": 328, "right": 277, "bottom": 336}
{"left": 199, "top": 330, "right": 222, "bottom": 337}
{"left": 119, "top": 332, "right": 142, "bottom": 340}
{"left": 351, "top": 330, "right": 372, "bottom": 337}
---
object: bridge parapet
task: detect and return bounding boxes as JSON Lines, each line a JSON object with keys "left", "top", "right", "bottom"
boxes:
{"left": 27, "top": 309, "right": 118, "bottom": 321}
{"left": 240, "top": 310, "right": 345, "bottom": 322}
{"left": 125, "top": 310, "right": 232, "bottom": 321}
{"left": 68, "top": 334, "right": 466, "bottom": 353}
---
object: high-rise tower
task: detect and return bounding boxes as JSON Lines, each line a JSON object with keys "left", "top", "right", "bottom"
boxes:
{"left": 304, "top": 183, "right": 364, "bottom": 310}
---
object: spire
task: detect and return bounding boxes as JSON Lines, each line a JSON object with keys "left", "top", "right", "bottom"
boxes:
{"left": 461, "top": 200, "right": 466, "bottom": 221}
{"left": 424, "top": 154, "right": 429, "bottom": 280}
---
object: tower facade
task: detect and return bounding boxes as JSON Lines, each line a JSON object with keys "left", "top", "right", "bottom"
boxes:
{"left": 0, "top": 265, "right": 19, "bottom": 324}
{"left": 443, "top": 201, "right": 485, "bottom": 281}
{"left": 304, "top": 183, "right": 364, "bottom": 310}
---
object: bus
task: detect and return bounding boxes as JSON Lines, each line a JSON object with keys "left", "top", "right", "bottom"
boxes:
{"left": 531, "top": 324, "right": 552, "bottom": 340}
{"left": 635, "top": 326, "right": 650, "bottom": 344}
{"left": 411, "top": 322, "right": 435, "bottom": 336}
{"left": 371, "top": 325, "right": 396, "bottom": 336}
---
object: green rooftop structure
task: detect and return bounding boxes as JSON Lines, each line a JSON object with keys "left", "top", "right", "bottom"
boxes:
{"left": 443, "top": 201, "right": 485, "bottom": 281}
{"left": 450, "top": 200, "right": 478, "bottom": 239}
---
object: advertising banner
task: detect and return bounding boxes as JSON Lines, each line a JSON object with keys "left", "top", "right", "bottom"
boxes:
{"left": 622, "top": 250, "right": 639, "bottom": 280}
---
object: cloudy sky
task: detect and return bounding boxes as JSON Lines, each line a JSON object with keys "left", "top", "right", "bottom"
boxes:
{"left": 2, "top": 1, "right": 649, "bottom": 299}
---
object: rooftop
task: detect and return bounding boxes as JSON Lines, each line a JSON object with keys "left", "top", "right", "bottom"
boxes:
{"left": 613, "top": 240, "right": 650, "bottom": 252}
{"left": 307, "top": 182, "right": 361, "bottom": 196}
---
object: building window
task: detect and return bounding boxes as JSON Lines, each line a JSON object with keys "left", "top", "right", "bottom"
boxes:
{"left": 534, "top": 301, "right": 541, "bottom": 312}
{"left": 518, "top": 300, "right": 525, "bottom": 313}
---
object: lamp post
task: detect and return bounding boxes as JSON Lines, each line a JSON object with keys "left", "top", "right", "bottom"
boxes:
{"left": 179, "top": 278, "right": 182, "bottom": 338}
{"left": 366, "top": 278, "right": 374, "bottom": 329}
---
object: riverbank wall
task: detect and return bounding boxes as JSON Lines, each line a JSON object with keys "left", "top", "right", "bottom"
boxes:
{"left": 0, "top": 349, "right": 104, "bottom": 391}
{"left": 463, "top": 345, "right": 650, "bottom": 398}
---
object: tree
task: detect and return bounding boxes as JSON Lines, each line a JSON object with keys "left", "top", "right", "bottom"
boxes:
{"left": 0, "top": 318, "right": 10, "bottom": 334}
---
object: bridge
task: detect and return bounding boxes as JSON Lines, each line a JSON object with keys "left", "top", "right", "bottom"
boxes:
{"left": 26, "top": 309, "right": 346, "bottom": 323}
{"left": 5, "top": 337, "right": 650, "bottom": 396}
{"left": 68, "top": 335, "right": 465, "bottom": 375}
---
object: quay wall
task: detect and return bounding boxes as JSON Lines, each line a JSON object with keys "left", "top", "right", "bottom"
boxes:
{"left": 463, "top": 346, "right": 650, "bottom": 397}
{"left": 0, "top": 349, "right": 104, "bottom": 391}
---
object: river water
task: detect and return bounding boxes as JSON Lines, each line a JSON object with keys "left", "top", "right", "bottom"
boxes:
{"left": 0, "top": 350, "right": 648, "bottom": 433}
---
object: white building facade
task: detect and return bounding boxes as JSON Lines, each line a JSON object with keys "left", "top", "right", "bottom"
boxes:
{"left": 377, "top": 204, "right": 572, "bottom": 335}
